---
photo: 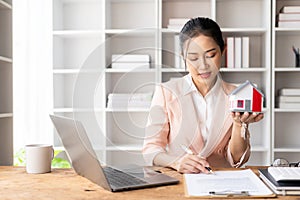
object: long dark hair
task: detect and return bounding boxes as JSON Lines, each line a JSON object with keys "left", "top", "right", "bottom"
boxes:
{"left": 179, "top": 17, "right": 225, "bottom": 56}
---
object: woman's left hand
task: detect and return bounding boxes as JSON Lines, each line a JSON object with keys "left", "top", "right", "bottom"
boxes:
{"left": 231, "top": 112, "right": 264, "bottom": 125}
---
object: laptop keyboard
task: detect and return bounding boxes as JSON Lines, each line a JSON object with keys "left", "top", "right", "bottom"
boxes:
{"left": 103, "top": 167, "right": 148, "bottom": 188}
{"left": 268, "top": 167, "right": 300, "bottom": 181}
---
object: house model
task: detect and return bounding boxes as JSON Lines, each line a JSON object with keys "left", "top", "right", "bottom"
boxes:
{"left": 229, "top": 80, "right": 264, "bottom": 113}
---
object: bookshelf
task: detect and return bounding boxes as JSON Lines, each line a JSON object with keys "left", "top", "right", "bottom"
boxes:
{"left": 52, "top": 0, "right": 272, "bottom": 166}
{"left": 0, "top": 0, "right": 13, "bottom": 165}
{"left": 272, "top": 0, "right": 300, "bottom": 164}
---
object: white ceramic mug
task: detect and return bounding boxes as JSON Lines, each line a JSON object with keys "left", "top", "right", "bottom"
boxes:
{"left": 25, "top": 144, "right": 54, "bottom": 174}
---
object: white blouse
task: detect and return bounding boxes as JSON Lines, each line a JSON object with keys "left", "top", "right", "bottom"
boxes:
{"left": 184, "top": 74, "right": 228, "bottom": 144}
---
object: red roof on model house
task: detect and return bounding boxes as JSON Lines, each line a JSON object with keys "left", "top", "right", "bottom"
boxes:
{"left": 229, "top": 80, "right": 264, "bottom": 113}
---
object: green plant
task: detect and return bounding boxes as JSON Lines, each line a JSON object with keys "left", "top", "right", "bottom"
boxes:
{"left": 51, "top": 150, "right": 71, "bottom": 168}
{"left": 14, "top": 148, "right": 26, "bottom": 166}
{"left": 14, "top": 148, "right": 71, "bottom": 168}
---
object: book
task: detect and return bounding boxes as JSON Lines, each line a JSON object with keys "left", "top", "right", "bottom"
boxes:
{"left": 107, "top": 93, "right": 153, "bottom": 109}
{"left": 111, "top": 62, "right": 150, "bottom": 69}
{"left": 278, "top": 20, "right": 300, "bottom": 28}
{"left": 259, "top": 169, "right": 300, "bottom": 196}
{"left": 168, "top": 18, "right": 190, "bottom": 25}
{"left": 277, "top": 102, "right": 300, "bottom": 109}
{"left": 242, "top": 37, "right": 249, "bottom": 68}
{"left": 111, "top": 54, "right": 150, "bottom": 63}
{"left": 174, "top": 35, "right": 184, "bottom": 69}
{"left": 276, "top": 95, "right": 300, "bottom": 103}
{"left": 268, "top": 167, "right": 300, "bottom": 181}
{"left": 226, "top": 37, "right": 234, "bottom": 68}
{"left": 107, "top": 101, "right": 151, "bottom": 108}
{"left": 166, "top": 24, "right": 184, "bottom": 30}
{"left": 278, "top": 88, "right": 300, "bottom": 96}
{"left": 108, "top": 93, "right": 153, "bottom": 101}
{"left": 234, "top": 37, "right": 242, "bottom": 68}
{"left": 273, "top": 189, "right": 300, "bottom": 196}
{"left": 280, "top": 6, "right": 300, "bottom": 13}
{"left": 278, "top": 13, "right": 300, "bottom": 21}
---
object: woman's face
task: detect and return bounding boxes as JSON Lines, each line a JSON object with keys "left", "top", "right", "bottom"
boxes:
{"left": 184, "top": 34, "right": 223, "bottom": 93}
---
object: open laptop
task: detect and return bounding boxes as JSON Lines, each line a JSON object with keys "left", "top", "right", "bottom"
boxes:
{"left": 49, "top": 115, "right": 179, "bottom": 192}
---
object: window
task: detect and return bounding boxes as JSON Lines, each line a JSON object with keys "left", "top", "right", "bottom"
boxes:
{"left": 237, "top": 100, "right": 244, "bottom": 108}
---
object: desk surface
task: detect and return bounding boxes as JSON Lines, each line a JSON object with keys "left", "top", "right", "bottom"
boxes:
{"left": 0, "top": 166, "right": 299, "bottom": 200}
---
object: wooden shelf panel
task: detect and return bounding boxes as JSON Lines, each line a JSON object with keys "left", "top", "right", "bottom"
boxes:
{"left": 53, "top": 108, "right": 103, "bottom": 113}
{"left": 273, "top": 148, "right": 300, "bottom": 152}
{"left": 0, "top": 56, "right": 12, "bottom": 63}
{"left": 53, "top": 30, "right": 103, "bottom": 38}
{"left": 0, "top": 0, "right": 11, "bottom": 9}
{"left": 0, "top": 113, "right": 12, "bottom": 118}
{"left": 0, "top": 0, "right": 12, "bottom": 166}
{"left": 105, "top": 108, "right": 149, "bottom": 112}
{"left": 274, "top": 68, "right": 300, "bottom": 72}
{"left": 105, "top": 68, "right": 156, "bottom": 73}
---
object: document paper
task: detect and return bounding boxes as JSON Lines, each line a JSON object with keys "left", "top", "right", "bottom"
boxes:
{"left": 184, "top": 169, "right": 274, "bottom": 197}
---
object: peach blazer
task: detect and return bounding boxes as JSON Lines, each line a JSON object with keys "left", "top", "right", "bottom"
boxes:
{"left": 142, "top": 75, "right": 250, "bottom": 168}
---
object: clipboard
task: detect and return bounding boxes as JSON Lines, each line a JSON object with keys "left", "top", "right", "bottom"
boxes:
{"left": 183, "top": 169, "right": 276, "bottom": 198}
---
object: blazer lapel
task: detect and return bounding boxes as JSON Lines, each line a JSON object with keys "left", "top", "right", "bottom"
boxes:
{"left": 167, "top": 92, "right": 205, "bottom": 152}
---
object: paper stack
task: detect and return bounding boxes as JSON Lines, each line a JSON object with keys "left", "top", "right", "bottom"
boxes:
{"left": 111, "top": 54, "right": 150, "bottom": 69}
{"left": 226, "top": 37, "right": 249, "bottom": 68}
{"left": 276, "top": 88, "right": 300, "bottom": 109}
{"left": 107, "top": 93, "right": 153, "bottom": 109}
{"left": 277, "top": 6, "right": 300, "bottom": 28}
{"left": 167, "top": 18, "right": 190, "bottom": 30}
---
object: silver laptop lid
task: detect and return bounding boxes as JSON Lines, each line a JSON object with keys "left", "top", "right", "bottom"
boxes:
{"left": 49, "top": 114, "right": 112, "bottom": 191}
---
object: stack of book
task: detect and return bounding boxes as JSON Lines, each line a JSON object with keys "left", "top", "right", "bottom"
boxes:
{"left": 259, "top": 168, "right": 300, "bottom": 195}
{"left": 225, "top": 37, "right": 249, "bottom": 68}
{"left": 276, "top": 88, "right": 300, "bottom": 109}
{"left": 111, "top": 54, "right": 150, "bottom": 69}
{"left": 166, "top": 18, "right": 190, "bottom": 30}
{"left": 107, "top": 93, "right": 153, "bottom": 109}
{"left": 174, "top": 34, "right": 185, "bottom": 69}
{"left": 277, "top": 6, "right": 300, "bottom": 28}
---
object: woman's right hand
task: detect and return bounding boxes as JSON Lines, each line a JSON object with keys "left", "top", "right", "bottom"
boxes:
{"left": 175, "top": 154, "right": 211, "bottom": 174}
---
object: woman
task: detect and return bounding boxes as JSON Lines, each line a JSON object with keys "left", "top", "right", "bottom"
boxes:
{"left": 142, "top": 17, "right": 264, "bottom": 174}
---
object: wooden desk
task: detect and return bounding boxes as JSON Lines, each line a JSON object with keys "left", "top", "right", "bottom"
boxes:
{"left": 0, "top": 166, "right": 299, "bottom": 200}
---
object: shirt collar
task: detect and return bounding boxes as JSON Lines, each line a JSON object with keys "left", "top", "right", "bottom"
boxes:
{"left": 183, "top": 73, "right": 222, "bottom": 97}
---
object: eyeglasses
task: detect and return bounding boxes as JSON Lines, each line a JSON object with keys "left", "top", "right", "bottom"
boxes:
{"left": 272, "top": 158, "right": 300, "bottom": 167}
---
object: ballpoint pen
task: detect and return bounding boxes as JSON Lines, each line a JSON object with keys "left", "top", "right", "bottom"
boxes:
{"left": 180, "top": 144, "right": 214, "bottom": 174}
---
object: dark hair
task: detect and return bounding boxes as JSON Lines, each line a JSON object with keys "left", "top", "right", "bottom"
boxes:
{"left": 179, "top": 17, "right": 224, "bottom": 55}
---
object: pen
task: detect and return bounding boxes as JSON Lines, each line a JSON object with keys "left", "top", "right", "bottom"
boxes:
{"left": 180, "top": 144, "right": 214, "bottom": 174}
{"left": 204, "top": 166, "right": 214, "bottom": 174}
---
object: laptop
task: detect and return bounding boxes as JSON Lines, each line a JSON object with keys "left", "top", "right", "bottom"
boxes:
{"left": 49, "top": 115, "right": 179, "bottom": 192}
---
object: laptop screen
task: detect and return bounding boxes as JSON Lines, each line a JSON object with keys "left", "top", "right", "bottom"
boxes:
{"left": 50, "top": 115, "right": 111, "bottom": 191}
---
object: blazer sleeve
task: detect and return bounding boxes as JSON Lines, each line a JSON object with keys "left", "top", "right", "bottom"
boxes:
{"left": 142, "top": 84, "right": 170, "bottom": 166}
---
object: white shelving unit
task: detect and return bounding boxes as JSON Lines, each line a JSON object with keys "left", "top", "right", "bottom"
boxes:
{"left": 271, "top": 0, "right": 300, "bottom": 164}
{"left": 52, "top": 0, "right": 272, "bottom": 166}
{"left": 0, "top": 0, "right": 13, "bottom": 165}
{"left": 103, "top": 0, "right": 158, "bottom": 166}
{"left": 52, "top": 0, "right": 106, "bottom": 162}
